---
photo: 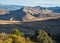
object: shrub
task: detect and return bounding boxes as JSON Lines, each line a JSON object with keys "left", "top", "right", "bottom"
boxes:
{"left": 12, "top": 29, "right": 24, "bottom": 36}
{"left": 35, "top": 30, "right": 54, "bottom": 43}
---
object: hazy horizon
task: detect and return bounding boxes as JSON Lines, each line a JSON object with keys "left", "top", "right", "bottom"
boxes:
{"left": 0, "top": 0, "right": 60, "bottom": 7}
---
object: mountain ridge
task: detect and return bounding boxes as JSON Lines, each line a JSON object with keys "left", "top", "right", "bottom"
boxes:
{"left": 0, "top": 5, "right": 60, "bottom": 21}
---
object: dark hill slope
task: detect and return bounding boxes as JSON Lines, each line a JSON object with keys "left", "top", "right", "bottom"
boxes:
{"left": 0, "top": 18, "right": 60, "bottom": 35}
{"left": 0, "top": 8, "right": 25, "bottom": 20}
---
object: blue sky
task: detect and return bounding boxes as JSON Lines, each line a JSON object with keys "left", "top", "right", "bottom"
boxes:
{"left": 0, "top": 0, "right": 60, "bottom": 7}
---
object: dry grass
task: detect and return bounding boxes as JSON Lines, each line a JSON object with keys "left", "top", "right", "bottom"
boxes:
{"left": 0, "top": 20, "right": 21, "bottom": 24}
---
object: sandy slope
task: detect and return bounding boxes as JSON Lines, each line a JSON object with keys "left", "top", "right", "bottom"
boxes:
{"left": 0, "top": 20, "right": 21, "bottom": 24}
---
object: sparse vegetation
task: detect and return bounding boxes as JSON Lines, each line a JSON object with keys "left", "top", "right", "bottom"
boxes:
{"left": 12, "top": 29, "right": 24, "bottom": 36}
{"left": 0, "top": 29, "right": 57, "bottom": 43}
{"left": 34, "top": 30, "right": 54, "bottom": 43}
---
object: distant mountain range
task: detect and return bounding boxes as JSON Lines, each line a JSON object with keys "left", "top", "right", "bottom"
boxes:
{"left": 0, "top": 5, "right": 60, "bottom": 21}
{"left": 47, "top": 6, "right": 60, "bottom": 13}
{"left": 0, "top": 5, "right": 23, "bottom": 11}
{"left": 0, "top": 5, "right": 60, "bottom": 12}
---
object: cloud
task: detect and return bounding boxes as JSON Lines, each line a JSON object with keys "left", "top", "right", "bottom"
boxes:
{"left": 0, "top": 0, "right": 60, "bottom": 7}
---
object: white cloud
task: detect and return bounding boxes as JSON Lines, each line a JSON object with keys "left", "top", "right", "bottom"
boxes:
{"left": 0, "top": 0, "right": 60, "bottom": 7}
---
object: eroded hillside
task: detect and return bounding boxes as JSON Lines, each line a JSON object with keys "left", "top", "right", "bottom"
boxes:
{"left": 0, "top": 6, "right": 60, "bottom": 21}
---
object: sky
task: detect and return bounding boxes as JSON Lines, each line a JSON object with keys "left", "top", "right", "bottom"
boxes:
{"left": 0, "top": 0, "right": 60, "bottom": 7}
